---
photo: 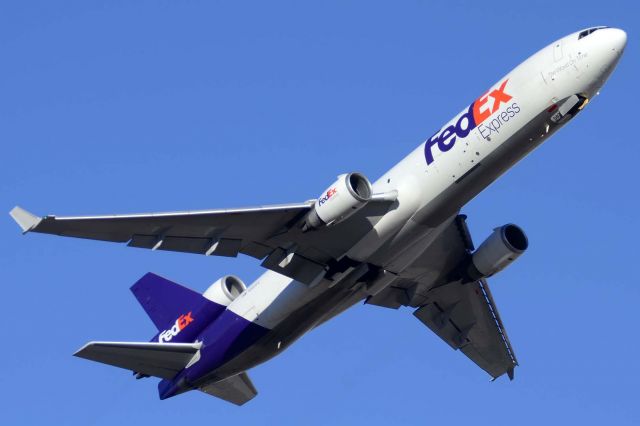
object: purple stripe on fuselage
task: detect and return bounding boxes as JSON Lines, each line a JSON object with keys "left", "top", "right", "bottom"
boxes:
{"left": 158, "top": 309, "right": 269, "bottom": 399}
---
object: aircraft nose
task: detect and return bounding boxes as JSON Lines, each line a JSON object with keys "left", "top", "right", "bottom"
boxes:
{"left": 607, "top": 28, "right": 627, "bottom": 55}
{"left": 588, "top": 27, "right": 627, "bottom": 89}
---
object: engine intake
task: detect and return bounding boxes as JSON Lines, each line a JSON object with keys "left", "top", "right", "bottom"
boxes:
{"left": 466, "top": 224, "right": 528, "bottom": 280}
{"left": 203, "top": 275, "right": 247, "bottom": 306}
{"left": 303, "top": 172, "right": 372, "bottom": 231}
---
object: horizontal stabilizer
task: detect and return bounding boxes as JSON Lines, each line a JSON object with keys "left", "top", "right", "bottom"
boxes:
{"left": 199, "top": 372, "right": 258, "bottom": 406}
{"left": 74, "top": 341, "right": 201, "bottom": 380}
{"left": 9, "top": 206, "right": 42, "bottom": 233}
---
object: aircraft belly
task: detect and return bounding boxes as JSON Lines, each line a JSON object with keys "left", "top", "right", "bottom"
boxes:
{"left": 202, "top": 284, "right": 366, "bottom": 382}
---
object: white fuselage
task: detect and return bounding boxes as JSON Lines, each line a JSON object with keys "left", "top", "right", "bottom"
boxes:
{"left": 215, "top": 28, "right": 626, "bottom": 377}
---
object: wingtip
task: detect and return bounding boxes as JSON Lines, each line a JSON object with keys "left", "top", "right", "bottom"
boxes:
{"left": 73, "top": 341, "right": 94, "bottom": 357}
{"left": 9, "top": 206, "right": 42, "bottom": 233}
{"left": 489, "top": 367, "right": 515, "bottom": 382}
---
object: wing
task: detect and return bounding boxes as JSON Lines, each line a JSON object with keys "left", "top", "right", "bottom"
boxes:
{"left": 412, "top": 278, "right": 517, "bottom": 380}
{"left": 74, "top": 341, "right": 201, "bottom": 380}
{"left": 199, "top": 372, "right": 258, "bottom": 406}
{"left": 366, "top": 215, "right": 518, "bottom": 380}
{"left": 10, "top": 196, "right": 395, "bottom": 284}
{"left": 10, "top": 203, "right": 312, "bottom": 257}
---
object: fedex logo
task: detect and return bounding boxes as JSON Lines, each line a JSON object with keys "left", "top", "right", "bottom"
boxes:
{"left": 318, "top": 188, "right": 337, "bottom": 205}
{"left": 158, "top": 312, "right": 194, "bottom": 343}
{"left": 424, "top": 79, "right": 518, "bottom": 165}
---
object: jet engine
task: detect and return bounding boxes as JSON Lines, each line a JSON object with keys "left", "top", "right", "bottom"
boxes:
{"left": 466, "top": 224, "right": 528, "bottom": 280}
{"left": 303, "top": 172, "right": 372, "bottom": 231}
{"left": 203, "top": 275, "right": 247, "bottom": 306}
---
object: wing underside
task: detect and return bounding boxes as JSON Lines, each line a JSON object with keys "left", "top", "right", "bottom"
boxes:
{"left": 10, "top": 198, "right": 395, "bottom": 285}
{"left": 413, "top": 279, "right": 517, "bottom": 379}
{"left": 367, "top": 215, "right": 518, "bottom": 380}
{"left": 13, "top": 203, "right": 517, "bottom": 380}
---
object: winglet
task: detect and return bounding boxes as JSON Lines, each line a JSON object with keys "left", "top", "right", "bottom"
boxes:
{"left": 9, "top": 206, "right": 42, "bottom": 233}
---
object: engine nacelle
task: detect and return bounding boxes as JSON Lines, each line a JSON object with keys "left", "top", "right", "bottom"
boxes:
{"left": 303, "top": 172, "right": 372, "bottom": 230}
{"left": 467, "top": 224, "right": 528, "bottom": 280}
{"left": 203, "top": 275, "right": 247, "bottom": 306}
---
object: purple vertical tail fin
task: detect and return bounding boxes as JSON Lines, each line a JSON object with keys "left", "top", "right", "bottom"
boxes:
{"left": 131, "top": 273, "right": 226, "bottom": 343}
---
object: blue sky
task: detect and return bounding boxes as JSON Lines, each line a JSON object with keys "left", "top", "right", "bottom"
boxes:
{"left": 2, "top": 1, "right": 638, "bottom": 424}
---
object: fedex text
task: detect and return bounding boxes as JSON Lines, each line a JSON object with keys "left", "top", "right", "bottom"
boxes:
{"left": 158, "top": 312, "right": 194, "bottom": 343}
{"left": 424, "top": 79, "right": 521, "bottom": 165}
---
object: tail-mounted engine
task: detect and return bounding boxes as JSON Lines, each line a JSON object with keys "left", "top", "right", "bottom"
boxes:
{"left": 203, "top": 275, "right": 247, "bottom": 306}
{"left": 303, "top": 172, "right": 372, "bottom": 231}
{"left": 465, "top": 224, "right": 528, "bottom": 281}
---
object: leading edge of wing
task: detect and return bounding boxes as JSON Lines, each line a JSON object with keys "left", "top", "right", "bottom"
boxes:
{"left": 10, "top": 202, "right": 314, "bottom": 229}
{"left": 477, "top": 278, "right": 519, "bottom": 372}
{"left": 9, "top": 200, "right": 315, "bottom": 227}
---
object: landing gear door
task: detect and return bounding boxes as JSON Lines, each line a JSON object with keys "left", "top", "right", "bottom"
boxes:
{"left": 550, "top": 94, "right": 588, "bottom": 124}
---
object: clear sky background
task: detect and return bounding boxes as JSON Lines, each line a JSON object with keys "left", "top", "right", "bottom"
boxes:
{"left": 2, "top": 1, "right": 638, "bottom": 424}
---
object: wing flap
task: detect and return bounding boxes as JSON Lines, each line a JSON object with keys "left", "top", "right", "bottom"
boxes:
{"left": 365, "top": 286, "right": 410, "bottom": 309}
{"left": 199, "top": 372, "right": 258, "bottom": 406}
{"left": 74, "top": 341, "right": 201, "bottom": 380}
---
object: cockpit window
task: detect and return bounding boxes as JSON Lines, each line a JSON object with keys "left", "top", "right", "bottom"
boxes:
{"left": 578, "top": 26, "right": 608, "bottom": 40}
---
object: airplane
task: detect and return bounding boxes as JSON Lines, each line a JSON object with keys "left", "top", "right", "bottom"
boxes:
{"left": 10, "top": 27, "right": 626, "bottom": 405}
